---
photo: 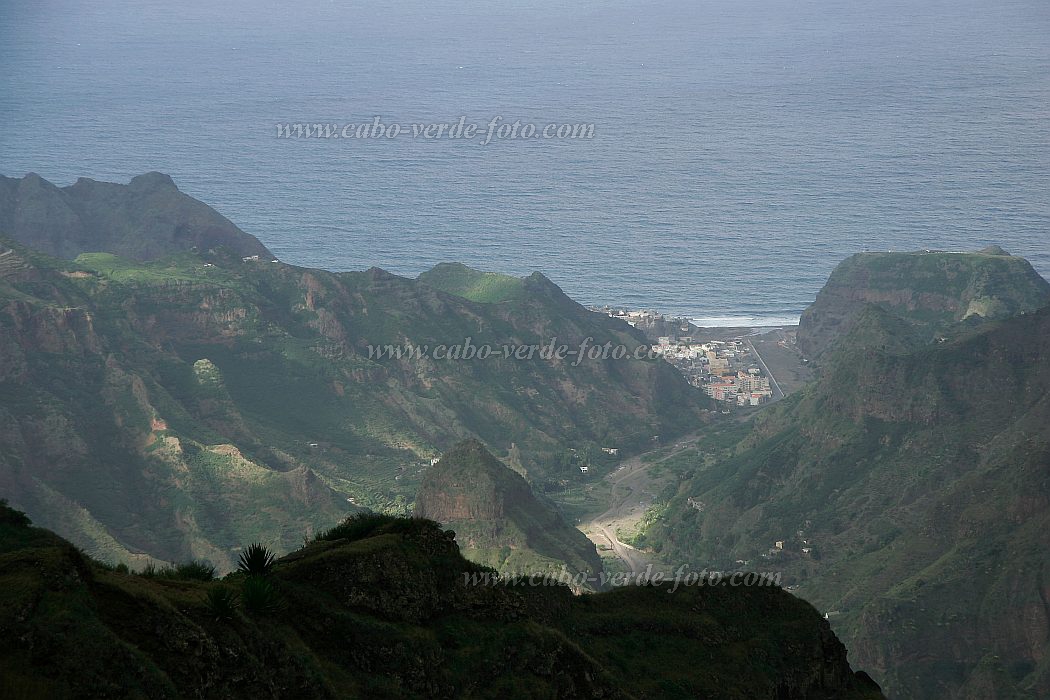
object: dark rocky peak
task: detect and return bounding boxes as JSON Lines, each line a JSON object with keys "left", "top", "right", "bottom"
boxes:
{"left": 0, "top": 171, "right": 272, "bottom": 262}
{"left": 127, "top": 171, "right": 178, "bottom": 191}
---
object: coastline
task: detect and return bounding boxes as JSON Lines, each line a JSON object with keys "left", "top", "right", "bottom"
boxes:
{"left": 589, "top": 303, "right": 799, "bottom": 340}
{"left": 591, "top": 304, "right": 813, "bottom": 400}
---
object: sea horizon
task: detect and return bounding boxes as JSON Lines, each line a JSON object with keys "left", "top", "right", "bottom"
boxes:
{"left": 3, "top": 0, "right": 1047, "bottom": 328}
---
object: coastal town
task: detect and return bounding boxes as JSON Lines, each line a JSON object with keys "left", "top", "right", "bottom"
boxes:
{"left": 654, "top": 337, "right": 775, "bottom": 406}
{"left": 591, "top": 306, "right": 783, "bottom": 408}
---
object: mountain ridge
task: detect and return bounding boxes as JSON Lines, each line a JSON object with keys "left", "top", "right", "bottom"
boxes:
{"left": 0, "top": 500, "right": 884, "bottom": 699}
{"left": 0, "top": 224, "right": 705, "bottom": 572}
{"left": 0, "top": 172, "right": 273, "bottom": 262}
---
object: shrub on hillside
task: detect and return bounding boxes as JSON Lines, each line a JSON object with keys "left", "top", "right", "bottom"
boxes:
{"left": 0, "top": 500, "right": 31, "bottom": 527}
{"left": 205, "top": 586, "right": 239, "bottom": 621}
{"left": 312, "top": 512, "right": 438, "bottom": 544}
{"left": 241, "top": 576, "right": 283, "bottom": 615}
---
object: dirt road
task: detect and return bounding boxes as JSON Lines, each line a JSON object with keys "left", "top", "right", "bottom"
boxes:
{"left": 580, "top": 433, "right": 701, "bottom": 576}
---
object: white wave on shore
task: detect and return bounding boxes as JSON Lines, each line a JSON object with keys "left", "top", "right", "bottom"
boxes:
{"left": 688, "top": 315, "right": 801, "bottom": 328}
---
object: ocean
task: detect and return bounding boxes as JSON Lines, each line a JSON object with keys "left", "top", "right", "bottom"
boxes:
{"left": 2, "top": 0, "right": 1048, "bottom": 326}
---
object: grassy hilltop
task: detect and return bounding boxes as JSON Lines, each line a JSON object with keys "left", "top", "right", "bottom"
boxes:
{"left": 417, "top": 262, "right": 529, "bottom": 303}
{"left": 797, "top": 248, "right": 1050, "bottom": 359}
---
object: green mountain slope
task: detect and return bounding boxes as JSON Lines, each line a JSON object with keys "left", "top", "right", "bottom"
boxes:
{"left": 647, "top": 302, "right": 1050, "bottom": 698}
{"left": 0, "top": 501, "right": 883, "bottom": 699}
{"left": 0, "top": 232, "right": 704, "bottom": 571}
{"left": 797, "top": 248, "right": 1050, "bottom": 359}
{"left": 415, "top": 440, "right": 603, "bottom": 585}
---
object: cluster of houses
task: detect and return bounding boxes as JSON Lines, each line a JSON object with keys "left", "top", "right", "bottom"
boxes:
{"left": 763, "top": 529, "right": 817, "bottom": 560}
{"left": 594, "top": 307, "right": 670, "bottom": 328}
{"left": 590, "top": 305, "right": 697, "bottom": 339}
{"left": 589, "top": 305, "right": 777, "bottom": 408}
{"left": 651, "top": 337, "right": 774, "bottom": 407}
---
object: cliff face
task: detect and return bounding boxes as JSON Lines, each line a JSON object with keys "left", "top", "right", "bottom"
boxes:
{"left": 0, "top": 172, "right": 273, "bottom": 261}
{"left": 415, "top": 441, "right": 532, "bottom": 522}
{"left": 415, "top": 440, "right": 604, "bottom": 584}
{"left": 651, "top": 303, "right": 1050, "bottom": 699}
{"left": 797, "top": 249, "right": 1050, "bottom": 359}
{"left": 0, "top": 503, "right": 884, "bottom": 699}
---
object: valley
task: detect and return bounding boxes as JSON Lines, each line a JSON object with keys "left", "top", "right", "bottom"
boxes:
{"left": 576, "top": 433, "right": 703, "bottom": 578}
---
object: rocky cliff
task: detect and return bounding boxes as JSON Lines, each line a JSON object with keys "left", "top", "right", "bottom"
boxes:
{"left": 415, "top": 440, "right": 603, "bottom": 584}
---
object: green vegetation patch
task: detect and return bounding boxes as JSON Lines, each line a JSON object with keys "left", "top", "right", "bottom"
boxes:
{"left": 417, "top": 262, "right": 527, "bottom": 303}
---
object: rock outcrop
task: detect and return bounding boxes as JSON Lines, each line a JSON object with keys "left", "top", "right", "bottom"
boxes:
{"left": 415, "top": 440, "right": 604, "bottom": 585}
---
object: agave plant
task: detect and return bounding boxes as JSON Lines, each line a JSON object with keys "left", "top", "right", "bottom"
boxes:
{"left": 241, "top": 576, "right": 283, "bottom": 615}
{"left": 172, "top": 560, "right": 216, "bottom": 581}
{"left": 205, "top": 586, "right": 239, "bottom": 621}
{"left": 237, "top": 543, "right": 276, "bottom": 576}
